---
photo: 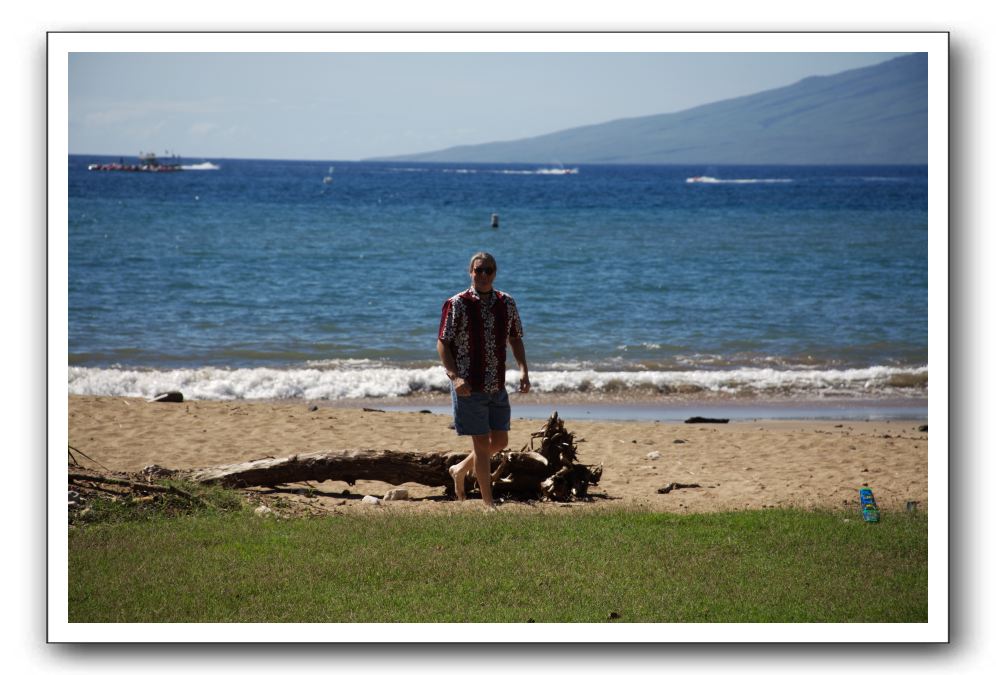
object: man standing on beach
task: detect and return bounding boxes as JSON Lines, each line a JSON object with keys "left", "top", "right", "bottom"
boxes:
{"left": 437, "top": 251, "right": 530, "bottom": 509}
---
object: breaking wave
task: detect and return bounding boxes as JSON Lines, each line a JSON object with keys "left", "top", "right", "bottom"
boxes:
{"left": 686, "top": 176, "right": 792, "bottom": 184}
{"left": 68, "top": 363, "right": 927, "bottom": 401}
{"left": 386, "top": 167, "right": 577, "bottom": 176}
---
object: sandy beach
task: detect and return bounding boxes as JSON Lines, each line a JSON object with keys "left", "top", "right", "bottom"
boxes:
{"left": 67, "top": 395, "right": 928, "bottom": 515}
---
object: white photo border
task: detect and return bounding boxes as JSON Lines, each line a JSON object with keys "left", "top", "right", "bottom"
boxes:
{"left": 49, "top": 30, "right": 948, "bottom": 644}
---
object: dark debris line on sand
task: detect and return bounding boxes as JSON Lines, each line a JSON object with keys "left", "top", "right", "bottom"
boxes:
{"left": 684, "top": 416, "right": 729, "bottom": 424}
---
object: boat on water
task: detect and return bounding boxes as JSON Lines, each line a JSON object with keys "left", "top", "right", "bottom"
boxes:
{"left": 88, "top": 152, "right": 183, "bottom": 173}
{"left": 686, "top": 176, "right": 719, "bottom": 183}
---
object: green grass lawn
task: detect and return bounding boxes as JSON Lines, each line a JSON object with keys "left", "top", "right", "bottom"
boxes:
{"left": 68, "top": 505, "right": 927, "bottom": 623}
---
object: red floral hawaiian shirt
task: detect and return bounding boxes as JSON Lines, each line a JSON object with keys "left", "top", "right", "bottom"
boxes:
{"left": 438, "top": 287, "right": 524, "bottom": 393}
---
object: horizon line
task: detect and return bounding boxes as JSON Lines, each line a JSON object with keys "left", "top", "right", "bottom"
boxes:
{"left": 69, "top": 153, "right": 929, "bottom": 168}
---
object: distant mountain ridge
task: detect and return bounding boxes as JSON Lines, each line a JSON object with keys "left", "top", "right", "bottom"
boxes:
{"left": 378, "top": 53, "right": 927, "bottom": 165}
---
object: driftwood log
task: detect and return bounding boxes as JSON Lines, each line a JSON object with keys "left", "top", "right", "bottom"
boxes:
{"left": 182, "top": 412, "right": 601, "bottom": 502}
{"left": 186, "top": 449, "right": 456, "bottom": 489}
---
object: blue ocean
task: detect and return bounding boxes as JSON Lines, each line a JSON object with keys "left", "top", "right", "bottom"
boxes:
{"left": 68, "top": 155, "right": 928, "bottom": 405}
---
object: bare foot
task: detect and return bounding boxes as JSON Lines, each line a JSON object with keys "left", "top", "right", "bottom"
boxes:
{"left": 482, "top": 503, "right": 498, "bottom": 513}
{"left": 448, "top": 465, "right": 468, "bottom": 501}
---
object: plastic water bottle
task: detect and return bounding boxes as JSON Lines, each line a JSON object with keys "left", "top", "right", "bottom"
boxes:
{"left": 859, "top": 487, "right": 880, "bottom": 523}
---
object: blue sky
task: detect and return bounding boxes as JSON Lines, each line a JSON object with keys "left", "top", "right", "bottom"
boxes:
{"left": 69, "top": 52, "right": 908, "bottom": 161}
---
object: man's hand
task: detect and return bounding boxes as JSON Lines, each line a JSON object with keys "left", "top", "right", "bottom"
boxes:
{"left": 453, "top": 377, "right": 471, "bottom": 397}
{"left": 509, "top": 338, "right": 530, "bottom": 395}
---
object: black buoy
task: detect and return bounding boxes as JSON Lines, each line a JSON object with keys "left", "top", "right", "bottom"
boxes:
{"left": 491, "top": 213, "right": 499, "bottom": 228}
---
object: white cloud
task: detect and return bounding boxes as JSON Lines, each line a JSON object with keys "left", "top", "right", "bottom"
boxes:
{"left": 189, "top": 122, "right": 219, "bottom": 136}
{"left": 121, "top": 121, "right": 166, "bottom": 141}
{"left": 79, "top": 99, "right": 224, "bottom": 128}
{"left": 83, "top": 107, "right": 149, "bottom": 127}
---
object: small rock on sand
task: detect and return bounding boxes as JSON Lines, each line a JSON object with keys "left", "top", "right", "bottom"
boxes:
{"left": 150, "top": 391, "right": 184, "bottom": 403}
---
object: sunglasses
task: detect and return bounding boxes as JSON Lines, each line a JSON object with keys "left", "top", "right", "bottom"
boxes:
{"left": 472, "top": 267, "right": 495, "bottom": 275}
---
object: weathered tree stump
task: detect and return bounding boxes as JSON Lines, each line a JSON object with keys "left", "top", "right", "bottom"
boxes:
{"left": 490, "top": 412, "right": 602, "bottom": 501}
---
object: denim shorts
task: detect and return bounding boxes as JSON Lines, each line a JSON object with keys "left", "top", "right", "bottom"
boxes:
{"left": 451, "top": 387, "right": 512, "bottom": 436}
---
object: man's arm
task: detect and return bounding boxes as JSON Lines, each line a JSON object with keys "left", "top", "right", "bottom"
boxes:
{"left": 437, "top": 339, "right": 471, "bottom": 396}
{"left": 509, "top": 337, "right": 530, "bottom": 394}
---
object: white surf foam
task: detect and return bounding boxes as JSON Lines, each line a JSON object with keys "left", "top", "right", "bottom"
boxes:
{"left": 387, "top": 167, "right": 577, "bottom": 176}
{"left": 686, "top": 176, "right": 792, "bottom": 184}
{"left": 525, "top": 365, "right": 926, "bottom": 396}
{"left": 68, "top": 365, "right": 449, "bottom": 400}
{"left": 180, "top": 162, "right": 220, "bottom": 170}
{"left": 68, "top": 364, "right": 927, "bottom": 401}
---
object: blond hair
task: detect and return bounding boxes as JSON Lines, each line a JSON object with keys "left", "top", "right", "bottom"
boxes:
{"left": 467, "top": 251, "right": 497, "bottom": 273}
